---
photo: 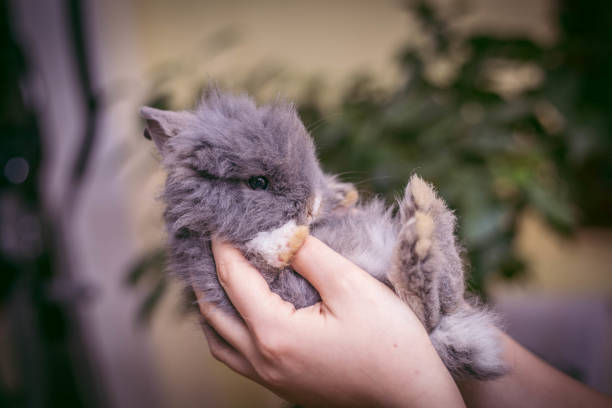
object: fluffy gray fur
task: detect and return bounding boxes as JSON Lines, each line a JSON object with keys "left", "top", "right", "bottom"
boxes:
{"left": 140, "top": 87, "right": 507, "bottom": 380}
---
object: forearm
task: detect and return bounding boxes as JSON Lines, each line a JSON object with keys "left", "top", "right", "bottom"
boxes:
{"left": 457, "top": 331, "right": 611, "bottom": 408}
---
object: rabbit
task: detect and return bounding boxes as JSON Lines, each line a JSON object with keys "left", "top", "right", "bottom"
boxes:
{"left": 140, "top": 86, "right": 507, "bottom": 380}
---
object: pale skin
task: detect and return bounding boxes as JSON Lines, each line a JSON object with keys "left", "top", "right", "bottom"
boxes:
{"left": 457, "top": 334, "right": 612, "bottom": 408}
{"left": 196, "top": 236, "right": 612, "bottom": 408}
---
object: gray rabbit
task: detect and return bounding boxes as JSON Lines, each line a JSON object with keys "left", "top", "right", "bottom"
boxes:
{"left": 141, "top": 87, "right": 506, "bottom": 380}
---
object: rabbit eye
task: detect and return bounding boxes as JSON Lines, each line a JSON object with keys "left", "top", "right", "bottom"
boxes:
{"left": 248, "top": 176, "right": 268, "bottom": 190}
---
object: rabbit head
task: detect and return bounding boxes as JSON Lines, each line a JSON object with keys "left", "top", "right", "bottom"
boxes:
{"left": 141, "top": 88, "right": 331, "bottom": 267}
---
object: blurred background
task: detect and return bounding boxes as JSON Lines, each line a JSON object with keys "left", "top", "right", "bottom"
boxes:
{"left": 1, "top": 0, "right": 611, "bottom": 407}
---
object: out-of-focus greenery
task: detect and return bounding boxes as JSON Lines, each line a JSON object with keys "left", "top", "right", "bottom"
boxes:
{"left": 297, "top": 0, "right": 612, "bottom": 294}
{"left": 131, "top": 0, "right": 612, "bottom": 318}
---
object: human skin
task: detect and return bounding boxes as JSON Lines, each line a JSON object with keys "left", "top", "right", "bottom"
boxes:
{"left": 457, "top": 332, "right": 612, "bottom": 408}
{"left": 196, "top": 236, "right": 466, "bottom": 408}
{"left": 196, "top": 237, "right": 612, "bottom": 407}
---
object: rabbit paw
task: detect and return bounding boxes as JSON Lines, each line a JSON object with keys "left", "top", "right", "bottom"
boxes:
{"left": 388, "top": 175, "right": 465, "bottom": 331}
{"left": 325, "top": 176, "right": 359, "bottom": 210}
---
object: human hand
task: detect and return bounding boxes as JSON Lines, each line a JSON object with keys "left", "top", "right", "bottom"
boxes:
{"left": 196, "top": 236, "right": 465, "bottom": 408}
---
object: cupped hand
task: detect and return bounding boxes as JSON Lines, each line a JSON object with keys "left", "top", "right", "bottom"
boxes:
{"left": 195, "top": 236, "right": 465, "bottom": 408}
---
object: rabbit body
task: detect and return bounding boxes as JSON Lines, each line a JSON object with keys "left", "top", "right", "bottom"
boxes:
{"left": 141, "top": 87, "right": 506, "bottom": 379}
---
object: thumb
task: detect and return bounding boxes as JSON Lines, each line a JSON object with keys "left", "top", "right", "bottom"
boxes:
{"left": 291, "top": 236, "right": 374, "bottom": 309}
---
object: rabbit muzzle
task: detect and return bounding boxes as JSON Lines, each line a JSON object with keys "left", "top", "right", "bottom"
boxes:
{"left": 244, "top": 220, "right": 309, "bottom": 268}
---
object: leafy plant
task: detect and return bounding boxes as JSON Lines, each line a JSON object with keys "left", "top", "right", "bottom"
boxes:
{"left": 297, "top": 0, "right": 611, "bottom": 294}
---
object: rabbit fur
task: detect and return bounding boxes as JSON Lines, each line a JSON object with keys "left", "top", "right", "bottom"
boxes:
{"left": 140, "top": 87, "right": 506, "bottom": 379}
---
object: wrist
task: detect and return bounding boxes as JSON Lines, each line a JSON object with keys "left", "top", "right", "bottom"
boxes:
{"left": 364, "top": 332, "right": 465, "bottom": 408}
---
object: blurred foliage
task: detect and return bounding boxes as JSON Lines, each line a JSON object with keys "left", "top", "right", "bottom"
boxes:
{"left": 124, "top": 248, "right": 168, "bottom": 323}
{"left": 131, "top": 0, "right": 612, "bottom": 319}
{"left": 297, "top": 0, "right": 612, "bottom": 294}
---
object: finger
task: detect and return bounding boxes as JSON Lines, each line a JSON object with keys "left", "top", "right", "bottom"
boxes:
{"left": 211, "top": 240, "right": 296, "bottom": 329}
{"left": 195, "top": 290, "right": 259, "bottom": 360}
{"left": 201, "top": 322, "right": 260, "bottom": 381}
{"left": 291, "top": 236, "right": 374, "bottom": 307}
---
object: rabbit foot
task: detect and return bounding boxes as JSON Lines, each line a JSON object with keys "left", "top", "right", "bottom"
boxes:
{"left": 388, "top": 175, "right": 465, "bottom": 331}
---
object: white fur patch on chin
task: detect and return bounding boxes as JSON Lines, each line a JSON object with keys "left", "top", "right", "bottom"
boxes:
{"left": 245, "top": 220, "right": 309, "bottom": 268}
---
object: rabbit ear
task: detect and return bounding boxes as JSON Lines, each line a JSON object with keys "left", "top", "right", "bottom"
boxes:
{"left": 140, "top": 107, "right": 192, "bottom": 152}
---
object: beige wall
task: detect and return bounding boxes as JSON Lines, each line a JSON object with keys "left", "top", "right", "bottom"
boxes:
{"left": 133, "top": 0, "right": 409, "bottom": 101}
{"left": 491, "top": 212, "right": 612, "bottom": 296}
